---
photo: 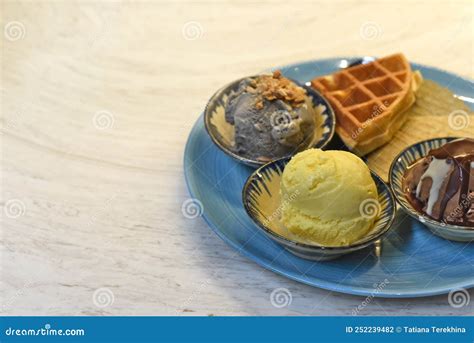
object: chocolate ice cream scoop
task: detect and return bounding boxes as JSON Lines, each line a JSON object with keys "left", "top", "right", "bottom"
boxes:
{"left": 402, "top": 138, "right": 474, "bottom": 227}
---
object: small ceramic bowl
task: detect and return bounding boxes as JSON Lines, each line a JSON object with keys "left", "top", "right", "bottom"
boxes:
{"left": 204, "top": 75, "right": 336, "bottom": 167}
{"left": 242, "top": 157, "right": 396, "bottom": 261}
{"left": 389, "top": 137, "right": 474, "bottom": 242}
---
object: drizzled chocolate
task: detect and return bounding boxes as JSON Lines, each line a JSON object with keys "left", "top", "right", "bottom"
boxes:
{"left": 402, "top": 138, "right": 474, "bottom": 227}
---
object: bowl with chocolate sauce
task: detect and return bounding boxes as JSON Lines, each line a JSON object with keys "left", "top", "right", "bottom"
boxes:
{"left": 389, "top": 137, "right": 474, "bottom": 242}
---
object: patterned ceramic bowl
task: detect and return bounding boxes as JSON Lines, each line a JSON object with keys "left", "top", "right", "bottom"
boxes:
{"left": 242, "top": 157, "right": 396, "bottom": 261}
{"left": 204, "top": 75, "right": 336, "bottom": 167}
{"left": 389, "top": 137, "right": 474, "bottom": 242}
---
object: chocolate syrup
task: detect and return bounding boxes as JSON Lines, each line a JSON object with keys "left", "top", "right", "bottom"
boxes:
{"left": 402, "top": 138, "right": 474, "bottom": 227}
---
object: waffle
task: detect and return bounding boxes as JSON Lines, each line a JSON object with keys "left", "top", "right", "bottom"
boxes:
{"left": 311, "top": 53, "right": 423, "bottom": 155}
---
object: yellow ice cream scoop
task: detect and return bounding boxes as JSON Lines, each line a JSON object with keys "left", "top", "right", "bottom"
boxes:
{"left": 280, "top": 148, "right": 378, "bottom": 246}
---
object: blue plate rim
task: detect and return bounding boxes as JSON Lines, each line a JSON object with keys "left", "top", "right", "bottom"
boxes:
{"left": 267, "top": 55, "right": 474, "bottom": 84}
{"left": 184, "top": 57, "right": 474, "bottom": 298}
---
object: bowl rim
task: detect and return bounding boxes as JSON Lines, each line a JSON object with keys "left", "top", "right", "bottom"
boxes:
{"left": 388, "top": 136, "right": 474, "bottom": 232}
{"left": 242, "top": 156, "right": 397, "bottom": 251}
{"left": 203, "top": 74, "right": 336, "bottom": 167}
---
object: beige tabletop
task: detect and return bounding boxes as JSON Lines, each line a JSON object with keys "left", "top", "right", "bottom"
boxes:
{"left": 1, "top": 1, "right": 473, "bottom": 315}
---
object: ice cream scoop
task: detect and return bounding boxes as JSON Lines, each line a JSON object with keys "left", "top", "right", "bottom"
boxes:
{"left": 402, "top": 138, "right": 474, "bottom": 227}
{"left": 225, "top": 71, "right": 316, "bottom": 162}
{"left": 280, "top": 149, "right": 379, "bottom": 246}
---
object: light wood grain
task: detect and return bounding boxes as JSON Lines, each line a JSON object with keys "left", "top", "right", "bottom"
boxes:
{"left": 1, "top": 1, "right": 473, "bottom": 316}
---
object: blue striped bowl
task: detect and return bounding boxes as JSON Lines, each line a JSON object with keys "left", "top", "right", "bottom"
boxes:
{"left": 242, "top": 157, "right": 396, "bottom": 260}
{"left": 204, "top": 75, "right": 336, "bottom": 167}
{"left": 389, "top": 137, "right": 474, "bottom": 242}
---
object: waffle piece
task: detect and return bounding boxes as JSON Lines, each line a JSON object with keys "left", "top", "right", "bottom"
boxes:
{"left": 366, "top": 80, "right": 473, "bottom": 181}
{"left": 311, "top": 53, "right": 423, "bottom": 155}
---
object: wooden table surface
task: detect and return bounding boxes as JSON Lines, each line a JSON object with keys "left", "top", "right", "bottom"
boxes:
{"left": 2, "top": 1, "right": 473, "bottom": 316}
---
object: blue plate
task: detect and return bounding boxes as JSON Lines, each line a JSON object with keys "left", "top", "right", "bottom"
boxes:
{"left": 184, "top": 57, "right": 474, "bottom": 298}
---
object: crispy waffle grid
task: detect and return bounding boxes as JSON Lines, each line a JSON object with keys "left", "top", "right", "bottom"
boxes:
{"left": 312, "top": 55, "right": 409, "bottom": 125}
